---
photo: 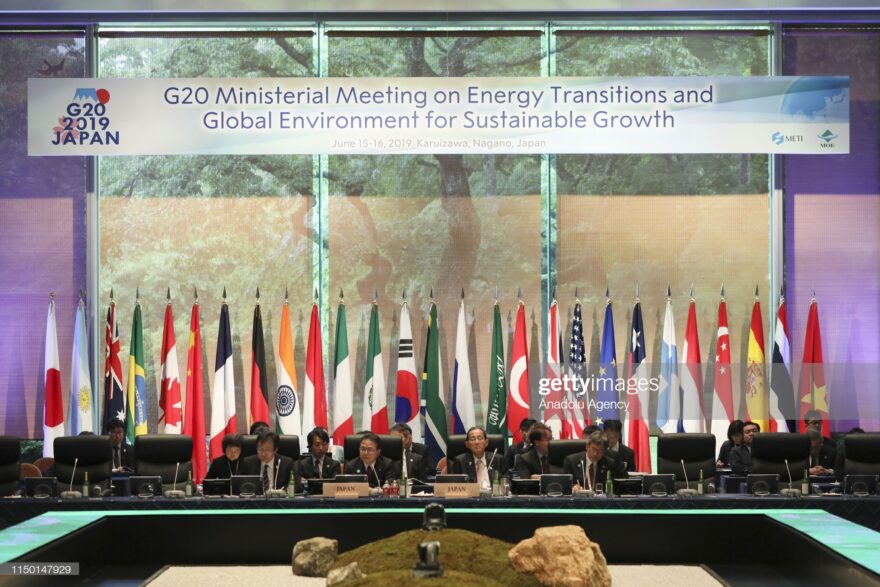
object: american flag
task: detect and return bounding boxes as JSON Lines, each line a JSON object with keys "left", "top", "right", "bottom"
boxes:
{"left": 567, "top": 301, "right": 587, "bottom": 437}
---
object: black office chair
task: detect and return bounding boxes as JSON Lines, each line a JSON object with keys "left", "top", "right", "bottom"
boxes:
{"left": 548, "top": 439, "right": 587, "bottom": 469}
{"left": 750, "top": 433, "right": 810, "bottom": 482}
{"left": 54, "top": 435, "right": 113, "bottom": 490}
{"left": 343, "top": 434, "right": 404, "bottom": 462}
{"left": 657, "top": 433, "right": 717, "bottom": 485}
{"left": 240, "top": 434, "right": 258, "bottom": 458}
{"left": 446, "top": 434, "right": 506, "bottom": 466}
{"left": 843, "top": 434, "right": 880, "bottom": 475}
{"left": 278, "top": 435, "right": 301, "bottom": 460}
{"left": 134, "top": 435, "right": 193, "bottom": 486}
{"left": 0, "top": 436, "right": 19, "bottom": 497}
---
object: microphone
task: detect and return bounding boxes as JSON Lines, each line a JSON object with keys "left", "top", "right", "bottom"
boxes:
{"left": 164, "top": 462, "right": 185, "bottom": 499}
{"left": 676, "top": 459, "right": 698, "bottom": 497}
{"left": 780, "top": 458, "right": 801, "bottom": 498}
{"left": 61, "top": 458, "right": 82, "bottom": 500}
{"left": 487, "top": 448, "right": 498, "bottom": 472}
{"left": 578, "top": 457, "right": 594, "bottom": 496}
{"left": 266, "top": 456, "right": 287, "bottom": 498}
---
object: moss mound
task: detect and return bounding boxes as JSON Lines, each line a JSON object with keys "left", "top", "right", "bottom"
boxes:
{"left": 331, "top": 528, "right": 539, "bottom": 587}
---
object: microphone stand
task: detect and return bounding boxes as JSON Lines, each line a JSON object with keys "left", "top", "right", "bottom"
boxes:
{"left": 164, "top": 461, "right": 185, "bottom": 499}
{"left": 676, "top": 459, "right": 698, "bottom": 497}
{"left": 780, "top": 458, "right": 801, "bottom": 498}
{"left": 61, "top": 458, "right": 82, "bottom": 500}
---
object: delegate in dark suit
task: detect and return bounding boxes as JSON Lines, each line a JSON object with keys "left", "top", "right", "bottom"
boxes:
{"left": 241, "top": 454, "right": 299, "bottom": 491}
{"left": 563, "top": 452, "right": 627, "bottom": 488}
{"left": 298, "top": 455, "right": 341, "bottom": 480}
{"left": 729, "top": 445, "right": 752, "bottom": 475}
{"left": 608, "top": 443, "right": 636, "bottom": 473}
{"left": 517, "top": 449, "right": 562, "bottom": 478}
{"left": 504, "top": 440, "right": 530, "bottom": 474}
{"left": 344, "top": 456, "right": 399, "bottom": 487}
{"left": 410, "top": 442, "right": 435, "bottom": 475}
{"left": 449, "top": 451, "right": 502, "bottom": 484}
{"left": 110, "top": 442, "right": 134, "bottom": 470}
{"left": 401, "top": 450, "right": 427, "bottom": 481}
{"left": 206, "top": 455, "right": 244, "bottom": 479}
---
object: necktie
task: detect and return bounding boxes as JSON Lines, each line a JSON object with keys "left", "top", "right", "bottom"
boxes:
{"left": 588, "top": 462, "right": 596, "bottom": 489}
{"left": 114, "top": 446, "right": 120, "bottom": 468}
{"left": 262, "top": 463, "right": 270, "bottom": 492}
{"left": 540, "top": 455, "right": 549, "bottom": 475}
{"left": 367, "top": 465, "right": 376, "bottom": 487}
{"left": 316, "top": 458, "right": 323, "bottom": 479}
{"left": 476, "top": 459, "right": 486, "bottom": 488}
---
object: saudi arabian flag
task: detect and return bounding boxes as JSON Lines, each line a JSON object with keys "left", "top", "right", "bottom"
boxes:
{"left": 125, "top": 301, "right": 148, "bottom": 445}
{"left": 485, "top": 301, "right": 507, "bottom": 436}
{"left": 422, "top": 301, "right": 447, "bottom": 464}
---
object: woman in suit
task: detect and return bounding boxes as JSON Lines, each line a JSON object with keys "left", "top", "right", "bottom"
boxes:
{"left": 716, "top": 420, "right": 744, "bottom": 468}
{"left": 206, "top": 434, "right": 244, "bottom": 478}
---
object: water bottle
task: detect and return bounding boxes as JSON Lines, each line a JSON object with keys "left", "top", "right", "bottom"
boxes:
{"left": 82, "top": 472, "right": 89, "bottom": 496}
{"left": 287, "top": 472, "right": 296, "bottom": 498}
{"left": 492, "top": 469, "right": 501, "bottom": 497}
{"left": 698, "top": 469, "right": 704, "bottom": 495}
{"left": 382, "top": 479, "right": 391, "bottom": 497}
{"left": 801, "top": 469, "right": 810, "bottom": 496}
{"left": 604, "top": 470, "right": 613, "bottom": 498}
{"left": 185, "top": 471, "right": 193, "bottom": 497}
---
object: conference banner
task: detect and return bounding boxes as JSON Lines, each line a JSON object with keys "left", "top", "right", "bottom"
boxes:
{"left": 29, "top": 76, "right": 848, "bottom": 155}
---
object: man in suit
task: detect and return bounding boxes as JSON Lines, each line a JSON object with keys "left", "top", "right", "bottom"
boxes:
{"left": 804, "top": 410, "right": 834, "bottom": 448}
{"left": 603, "top": 419, "right": 636, "bottom": 473}
{"left": 242, "top": 430, "right": 299, "bottom": 492}
{"left": 298, "top": 428, "right": 341, "bottom": 481}
{"left": 564, "top": 430, "right": 627, "bottom": 490}
{"left": 389, "top": 424, "right": 428, "bottom": 481}
{"left": 517, "top": 423, "right": 562, "bottom": 479}
{"left": 449, "top": 426, "right": 502, "bottom": 492}
{"left": 344, "top": 432, "right": 399, "bottom": 488}
{"left": 206, "top": 433, "right": 244, "bottom": 478}
{"left": 108, "top": 418, "right": 133, "bottom": 472}
{"left": 729, "top": 421, "right": 760, "bottom": 475}
{"left": 390, "top": 423, "right": 434, "bottom": 477}
{"left": 503, "top": 418, "right": 537, "bottom": 473}
{"left": 807, "top": 429, "right": 836, "bottom": 476}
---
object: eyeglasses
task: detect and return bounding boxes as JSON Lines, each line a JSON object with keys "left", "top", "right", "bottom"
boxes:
{"left": 359, "top": 446, "right": 377, "bottom": 453}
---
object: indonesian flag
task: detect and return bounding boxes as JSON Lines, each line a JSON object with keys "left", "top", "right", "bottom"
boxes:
{"left": 43, "top": 298, "right": 64, "bottom": 457}
{"left": 275, "top": 300, "right": 302, "bottom": 436}
{"left": 710, "top": 297, "right": 735, "bottom": 455}
{"left": 394, "top": 300, "right": 421, "bottom": 442}
{"left": 544, "top": 298, "right": 568, "bottom": 438}
{"left": 209, "top": 301, "right": 237, "bottom": 461}
{"left": 332, "top": 298, "right": 353, "bottom": 445}
{"left": 798, "top": 297, "right": 830, "bottom": 437}
{"left": 626, "top": 300, "right": 651, "bottom": 472}
{"left": 362, "top": 300, "right": 389, "bottom": 433}
{"left": 507, "top": 301, "right": 530, "bottom": 444}
{"left": 183, "top": 299, "right": 207, "bottom": 484}
{"left": 302, "top": 302, "right": 328, "bottom": 433}
{"left": 451, "top": 295, "right": 476, "bottom": 435}
{"left": 769, "top": 298, "right": 795, "bottom": 432}
{"left": 745, "top": 297, "right": 768, "bottom": 431}
{"left": 249, "top": 301, "right": 270, "bottom": 428}
{"left": 158, "top": 301, "right": 182, "bottom": 434}
{"left": 680, "top": 297, "right": 706, "bottom": 433}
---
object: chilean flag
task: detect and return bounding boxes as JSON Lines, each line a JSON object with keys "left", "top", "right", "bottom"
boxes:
{"left": 394, "top": 300, "right": 421, "bottom": 442}
{"left": 43, "top": 297, "right": 64, "bottom": 457}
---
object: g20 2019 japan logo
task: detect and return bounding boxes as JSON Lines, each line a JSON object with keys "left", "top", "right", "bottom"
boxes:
{"left": 51, "top": 87, "right": 120, "bottom": 146}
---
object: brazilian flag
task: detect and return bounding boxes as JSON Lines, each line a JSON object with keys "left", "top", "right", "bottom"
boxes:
{"left": 125, "top": 302, "right": 148, "bottom": 444}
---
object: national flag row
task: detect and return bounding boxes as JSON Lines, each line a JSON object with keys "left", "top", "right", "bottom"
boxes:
{"left": 41, "top": 285, "right": 828, "bottom": 482}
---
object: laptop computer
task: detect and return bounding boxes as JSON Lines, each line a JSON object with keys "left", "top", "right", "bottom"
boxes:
{"left": 747, "top": 473, "right": 779, "bottom": 496}
{"left": 642, "top": 474, "right": 675, "bottom": 496}
{"left": 435, "top": 474, "right": 469, "bottom": 484}
{"left": 844, "top": 474, "right": 878, "bottom": 496}
{"left": 540, "top": 474, "right": 573, "bottom": 496}
{"left": 129, "top": 476, "right": 163, "bottom": 497}
{"left": 25, "top": 477, "right": 58, "bottom": 498}
{"left": 334, "top": 474, "right": 369, "bottom": 484}
{"left": 202, "top": 478, "right": 231, "bottom": 497}
{"left": 231, "top": 475, "right": 263, "bottom": 497}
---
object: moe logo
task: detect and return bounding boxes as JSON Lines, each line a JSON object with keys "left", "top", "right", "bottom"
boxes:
{"left": 818, "top": 129, "right": 838, "bottom": 143}
{"left": 51, "top": 86, "right": 120, "bottom": 146}
{"left": 771, "top": 131, "right": 784, "bottom": 145}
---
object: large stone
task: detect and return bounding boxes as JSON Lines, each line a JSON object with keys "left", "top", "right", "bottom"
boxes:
{"left": 292, "top": 537, "right": 339, "bottom": 577}
{"left": 508, "top": 525, "right": 611, "bottom": 587}
{"left": 326, "top": 562, "right": 366, "bottom": 586}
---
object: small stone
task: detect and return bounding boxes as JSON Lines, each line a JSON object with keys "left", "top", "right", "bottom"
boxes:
{"left": 292, "top": 537, "right": 339, "bottom": 577}
{"left": 509, "top": 525, "right": 611, "bottom": 587}
{"left": 326, "top": 562, "right": 366, "bottom": 586}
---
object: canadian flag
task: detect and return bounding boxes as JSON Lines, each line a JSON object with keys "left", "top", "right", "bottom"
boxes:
{"left": 43, "top": 297, "right": 64, "bottom": 457}
{"left": 159, "top": 300, "right": 182, "bottom": 434}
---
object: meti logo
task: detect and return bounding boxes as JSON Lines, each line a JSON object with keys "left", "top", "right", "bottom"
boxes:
{"left": 771, "top": 131, "right": 784, "bottom": 145}
{"left": 51, "top": 87, "right": 120, "bottom": 146}
{"left": 818, "top": 129, "right": 839, "bottom": 145}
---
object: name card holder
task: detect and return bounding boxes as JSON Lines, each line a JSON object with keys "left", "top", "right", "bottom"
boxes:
{"left": 323, "top": 483, "right": 370, "bottom": 498}
{"left": 434, "top": 483, "right": 480, "bottom": 498}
